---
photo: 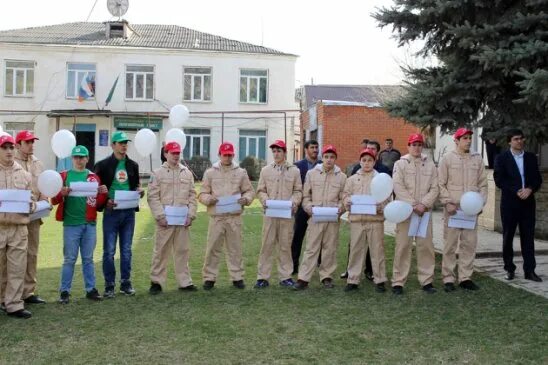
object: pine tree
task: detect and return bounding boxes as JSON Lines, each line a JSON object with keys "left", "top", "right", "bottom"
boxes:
{"left": 373, "top": 0, "right": 548, "bottom": 145}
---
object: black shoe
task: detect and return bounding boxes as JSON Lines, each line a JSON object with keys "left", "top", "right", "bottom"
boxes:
{"left": 340, "top": 271, "right": 349, "bottom": 279}
{"left": 120, "top": 281, "right": 136, "bottom": 296}
{"left": 459, "top": 280, "right": 480, "bottom": 291}
{"left": 179, "top": 285, "right": 198, "bottom": 292}
{"left": 0, "top": 302, "right": 5, "bottom": 312}
{"left": 203, "top": 281, "right": 215, "bottom": 290}
{"left": 293, "top": 279, "right": 308, "bottom": 291}
{"left": 322, "top": 278, "right": 334, "bottom": 289}
{"left": 505, "top": 271, "right": 515, "bottom": 280}
{"left": 344, "top": 284, "right": 359, "bottom": 292}
{"left": 365, "top": 272, "right": 374, "bottom": 282}
{"left": 392, "top": 285, "right": 403, "bottom": 295}
{"left": 58, "top": 291, "right": 70, "bottom": 304}
{"left": 149, "top": 283, "right": 162, "bottom": 295}
{"left": 103, "top": 285, "right": 115, "bottom": 299}
{"left": 422, "top": 283, "right": 437, "bottom": 294}
{"left": 86, "top": 288, "right": 103, "bottom": 301}
{"left": 375, "top": 282, "right": 386, "bottom": 293}
{"left": 444, "top": 282, "right": 456, "bottom": 292}
{"left": 24, "top": 295, "right": 46, "bottom": 304}
{"left": 233, "top": 280, "right": 245, "bottom": 289}
{"left": 7, "top": 309, "right": 32, "bottom": 319}
{"left": 254, "top": 279, "right": 270, "bottom": 289}
{"left": 524, "top": 272, "right": 542, "bottom": 282}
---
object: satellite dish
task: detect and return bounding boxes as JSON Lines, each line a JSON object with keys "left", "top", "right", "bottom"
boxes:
{"left": 107, "top": 0, "right": 129, "bottom": 19}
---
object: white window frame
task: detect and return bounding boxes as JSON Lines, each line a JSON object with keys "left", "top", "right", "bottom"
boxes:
{"left": 2, "top": 122, "right": 35, "bottom": 137}
{"left": 125, "top": 64, "right": 155, "bottom": 101}
{"left": 183, "top": 66, "right": 212, "bottom": 102}
{"left": 66, "top": 62, "right": 96, "bottom": 99}
{"left": 183, "top": 129, "right": 211, "bottom": 160}
{"left": 4, "top": 60, "right": 35, "bottom": 97}
{"left": 239, "top": 69, "right": 268, "bottom": 104}
{"left": 239, "top": 129, "right": 267, "bottom": 161}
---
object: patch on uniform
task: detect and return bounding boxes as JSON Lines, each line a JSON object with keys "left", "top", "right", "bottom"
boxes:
{"left": 116, "top": 169, "right": 128, "bottom": 183}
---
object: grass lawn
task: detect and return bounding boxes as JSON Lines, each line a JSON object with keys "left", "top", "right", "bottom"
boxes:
{"left": 1, "top": 198, "right": 547, "bottom": 364}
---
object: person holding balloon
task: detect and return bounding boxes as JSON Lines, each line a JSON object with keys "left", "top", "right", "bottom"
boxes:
{"left": 438, "top": 128, "right": 487, "bottom": 292}
{"left": 391, "top": 133, "right": 439, "bottom": 295}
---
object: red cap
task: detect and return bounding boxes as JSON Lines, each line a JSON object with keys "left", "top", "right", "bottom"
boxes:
{"left": 15, "top": 130, "right": 39, "bottom": 143}
{"left": 164, "top": 141, "right": 181, "bottom": 154}
{"left": 360, "top": 148, "right": 376, "bottom": 159}
{"left": 454, "top": 128, "right": 473, "bottom": 140}
{"left": 218, "top": 142, "right": 235, "bottom": 156}
{"left": 408, "top": 133, "right": 424, "bottom": 145}
{"left": 269, "top": 139, "right": 287, "bottom": 151}
{"left": 322, "top": 144, "right": 337, "bottom": 156}
{"left": 0, "top": 134, "right": 15, "bottom": 146}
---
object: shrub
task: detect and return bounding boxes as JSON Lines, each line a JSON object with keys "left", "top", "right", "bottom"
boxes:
{"left": 185, "top": 155, "right": 212, "bottom": 181}
{"left": 239, "top": 156, "right": 265, "bottom": 181}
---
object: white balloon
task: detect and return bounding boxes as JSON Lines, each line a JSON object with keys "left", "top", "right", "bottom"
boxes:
{"left": 460, "top": 191, "right": 484, "bottom": 216}
{"left": 134, "top": 128, "right": 157, "bottom": 157}
{"left": 37, "top": 170, "right": 63, "bottom": 198}
{"left": 51, "top": 130, "right": 76, "bottom": 159}
{"left": 370, "top": 173, "right": 394, "bottom": 203}
{"left": 165, "top": 128, "right": 187, "bottom": 150}
{"left": 0, "top": 131, "right": 10, "bottom": 138}
{"left": 169, "top": 104, "right": 190, "bottom": 128}
{"left": 0, "top": 125, "right": 3, "bottom": 133}
{"left": 384, "top": 200, "right": 413, "bottom": 223}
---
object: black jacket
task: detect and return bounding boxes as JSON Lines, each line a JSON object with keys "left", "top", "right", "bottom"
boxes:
{"left": 494, "top": 150, "right": 542, "bottom": 205}
{"left": 294, "top": 158, "right": 321, "bottom": 184}
{"left": 94, "top": 153, "right": 140, "bottom": 211}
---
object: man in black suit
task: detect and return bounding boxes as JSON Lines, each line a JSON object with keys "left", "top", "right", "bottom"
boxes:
{"left": 291, "top": 140, "right": 320, "bottom": 274}
{"left": 494, "top": 129, "right": 543, "bottom": 282}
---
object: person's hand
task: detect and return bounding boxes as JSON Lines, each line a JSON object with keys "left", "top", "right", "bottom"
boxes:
{"left": 305, "top": 206, "right": 312, "bottom": 216}
{"left": 376, "top": 204, "right": 383, "bottom": 214}
{"left": 237, "top": 197, "right": 247, "bottom": 206}
{"left": 261, "top": 201, "right": 267, "bottom": 210}
{"left": 345, "top": 203, "right": 351, "bottom": 212}
{"left": 157, "top": 217, "right": 168, "bottom": 227}
{"left": 208, "top": 197, "right": 219, "bottom": 206}
{"left": 517, "top": 188, "right": 532, "bottom": 200}
{"left": 292, "top": 203, "right": 297, "bottom": 214}
{"left": 446, "top": 203, "right": 457, "bottom": 216}
{"left": 60, "top": 187, "right": 71, "bottom": 197}
{"left": 183, "top": 217, "right": 193, "bottom": 227}
{"left": 106, "top": 199, "right": 117, "bottom": 209}
{"left": 413, "top": 203, "right": 426, "bottom": 216}
{"left": 98, "top": 185, "right": 108, "bottom": 194}
{"left": 137, "top": 188, "right": 145, "bottom": 198}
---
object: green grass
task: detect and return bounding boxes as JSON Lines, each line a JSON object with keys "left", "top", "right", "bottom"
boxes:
{"left": 1, "top": 198, "right": 547, "bottom": 364}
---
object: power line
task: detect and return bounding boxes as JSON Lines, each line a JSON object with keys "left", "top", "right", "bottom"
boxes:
{"left": 85, "top": 0, "right": 99, "bottom": 22}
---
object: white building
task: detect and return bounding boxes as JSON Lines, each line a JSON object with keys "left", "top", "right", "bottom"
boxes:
{"left": 0, "top": 21, "right": 299, "bottom": 172}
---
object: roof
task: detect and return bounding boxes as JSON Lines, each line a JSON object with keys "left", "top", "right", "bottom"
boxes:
{"left": 0, "top": 22, "right": 294, "bottom": 56}
{"left": 301, "top": 84, "right": 404, "bottom": 109}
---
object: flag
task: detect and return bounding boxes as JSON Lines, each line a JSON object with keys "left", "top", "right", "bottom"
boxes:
{"left": 104, "top": 75, "right": 120, "bottom": 107}
{"left": 78, "top": 73, "right": 95, "bottom": 102}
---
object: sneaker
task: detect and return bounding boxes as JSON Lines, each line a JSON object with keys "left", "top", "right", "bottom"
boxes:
{"left": 203, "top": 281, "right": 215, "bottom": 290}
{"left": 103, "top": 286, "right": 115, "bottom": 299}
{"left": 293, "top": 279, "right": 308, "bottom": 291}
{"left": 344, "top": 284, "right": 359, "bottom": 292}
{"left": 86, "top": 288, "right": 103, "bottom": 301}
{"left": 24, "top": 295, "right": 46, "bottom": 304}
{"left": 322, "top": 278, "right": 334, "bottom": 289}
{"left": 58, "top": 291, "right": 70, "bottom": 304}
{"left": 279, "top": 278, "right": 295, "bottom": 287}
{"left": 422, "top": 283, "right": 437, "bottom": 294}
{"left": 340, "top": 271, "right": 349, "bottom": 279}
{"left": 459, "top": 280, "right": 480, "bottom": 291}
{"left": 254, "top": 279, "right": 270, "bottom": 289}
{"left": 149, "top": 283, "right": 162, "bottom": 295}
{"left": 7, "top": 309, "right": 32, "bottom": 319}
{"left": 179, "top": 285, "right": 198, "bottom": 292}
{"left": 392, "top": 285, "right": 403, "bottom": 295}
{"left": 233, "top": 280, "right": 245, "bottom": 289}
{"left": 120, "top": 281, "right": 136, "bottom": 296}
{"left": 444, "top": 282, "right": 456, "bottom": 292}
{"left": 375, "top": 282, "right": 386, "bottom": 293}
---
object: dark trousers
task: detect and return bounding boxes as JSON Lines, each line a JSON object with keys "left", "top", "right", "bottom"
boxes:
{"left": 501, "top": 198, "right": 536, "bottom": 274}
{"left": 346, "top": 242, "right": 372, "bottom": 275}
{"left": 291, "top": 208, "right": 309, "bottom": 273}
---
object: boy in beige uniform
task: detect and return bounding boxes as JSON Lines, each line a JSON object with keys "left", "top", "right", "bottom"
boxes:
{"left": 343, "top": 148, "right": 389, "bottom": 293}
{"left": 255, "top": 140, "right": 302, "bottom": 288}
{"left": 391, "top": 134, "right": 439, "bottom": 295}
{"left": 294, "top": 145, "right": 346, "bottom": 290}
{"left": 438, "top": 128, "right": 487, "bottom": 291}
{"left": 199, "top": 142, "right": 255, "bottom": 290}
{"left": 147, "top": 142, "right": 198, "bottom": 294}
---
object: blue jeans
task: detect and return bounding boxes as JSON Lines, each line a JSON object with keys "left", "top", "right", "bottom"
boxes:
{"left": 102, "top": 208, "right": 136, "bottom": 287}
{"left": 60, "top": 224, "right": 97, "bottom": 293}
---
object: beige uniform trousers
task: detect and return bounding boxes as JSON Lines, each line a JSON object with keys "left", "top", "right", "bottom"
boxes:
{"left": 0, "top": 225, "right": 28, "bottom": 313}
{"left": 347, "top": 222, "right": 387, "bottom": 285}
{"left": 150, "top": 225, "right": 193, "bottom": 288}
{"left": 257, "top": 217, "right": 294, "bottom": 281}
{"left": 298, "top": 221, "right": 339, "bottom": 283}
{"left": 202, "top": 215, "right": 244, "bottom": 282}
{"left": 442, "top": 212, "right": 478, "bottom": 283}
{"left": 392, "top": 216, "right": 435, "bottom": 287}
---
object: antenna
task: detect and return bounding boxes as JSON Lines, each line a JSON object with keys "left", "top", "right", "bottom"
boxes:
{"left": 107, "top": 0, "right": 129, "bottom": 20}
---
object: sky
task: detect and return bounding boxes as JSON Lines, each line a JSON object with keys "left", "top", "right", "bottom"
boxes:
{"left": 0, "top": 0, "right": 414, "bottom": 86}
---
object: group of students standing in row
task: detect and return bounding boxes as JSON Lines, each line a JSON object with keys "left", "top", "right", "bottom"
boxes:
{"left": 0, "top": 127, "right": 542, "bottom": 319}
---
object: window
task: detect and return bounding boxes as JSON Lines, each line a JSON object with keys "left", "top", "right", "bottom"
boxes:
{"left": 3, "top": 122, "right": 35, "bottom": 137}
{"left": 239, "top": 129, "right": 266, "bottom": 161}
{"left": 184, "top": 67, "right": 212, "bottom": 102}
{"left": 240, "top": 69, "right": 268, "bottom": 103}
{"left": 125, "top": 65, "right": 154, "bottom": 100}
{"left": 183, "top": 129, "right": 211, "bottom": 160}
{"left": 67, "top": 63, "right": 96, "bottom": 99}
{"left": 5, "top": 60, "right": 34, "bottom": 96}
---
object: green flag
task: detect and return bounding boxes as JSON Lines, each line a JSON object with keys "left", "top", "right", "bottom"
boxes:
{"left": 104, "top": 75, "right": 119, "bottom": 107}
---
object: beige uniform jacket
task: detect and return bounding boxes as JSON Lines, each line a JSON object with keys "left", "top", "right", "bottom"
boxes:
{"left": 438, "top": 150, "right": 488, "bottom": 205}
{"left": 15, "top": 150, "right": 45, "bottom": 201}
{"left": 198, "top": 161, "right": 255, "bottom": 216}
{"left": 256, "top": 161, "right": 302, "bottom": 207}
{"left": 147, "top": 162, "right": 197, "bottom": 221}
{"left": 0, "top": 161, "right": 34, "bottom": 225}
{"left": 392, "top": 154, "right": 439, "bottom": 209}
{"left": 343, "top": 169, "right": 388, "bottom": 223}
{"left": 302, "top": 164, "right": 347, "bottom": 213}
